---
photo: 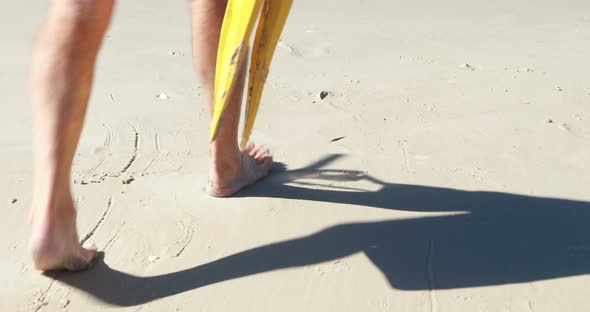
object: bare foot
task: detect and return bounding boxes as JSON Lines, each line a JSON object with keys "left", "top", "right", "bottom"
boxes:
{"left": 207, "top": 144, "right": 273, "bottom": 197}
{"left": 29, "top": 199, "right": 97, "bottom": 271}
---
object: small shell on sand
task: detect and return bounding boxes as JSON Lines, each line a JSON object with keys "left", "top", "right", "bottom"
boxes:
{"left": 158, "top": 93, "right": 170, "bottom": 100}
{"left": 544, "top": 118, "right": 554, "bottom": 124}
{"left": 459, "top": 63, "right": 476, "bottom": 71}
{"left": 555, "top": 86, "right": 563, "bottom": 92}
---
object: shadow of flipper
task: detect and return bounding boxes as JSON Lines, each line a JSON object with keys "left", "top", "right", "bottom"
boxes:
{"left": 55, "top": 154, "right": 590, "bottom": 306}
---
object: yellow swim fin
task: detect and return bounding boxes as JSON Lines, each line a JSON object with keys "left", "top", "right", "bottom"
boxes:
{"left": 241, "top": 0, "right": 293, "bottom": 148}
{"left": 210, "top": 0, "right": 293, "bottom": 146}
{"left": 210, "top": 0, "right": 264, "bottom": 142}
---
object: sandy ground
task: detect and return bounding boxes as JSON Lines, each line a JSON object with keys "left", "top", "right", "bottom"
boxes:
{"left": 2, "top": 0, "right": 590, "bottom": 311}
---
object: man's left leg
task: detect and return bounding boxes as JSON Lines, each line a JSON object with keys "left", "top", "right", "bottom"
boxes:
{"left": 29, "top": 0, "right": 114, "bottom": 271}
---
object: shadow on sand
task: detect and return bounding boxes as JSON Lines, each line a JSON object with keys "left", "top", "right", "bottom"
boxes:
{"left": 53, "top": 154, "right": 590, "bottom": 306}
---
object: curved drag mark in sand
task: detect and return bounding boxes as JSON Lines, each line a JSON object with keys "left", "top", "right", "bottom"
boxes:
{"left": 142, "top": 130, "right": 161, "bottom": 173}
{"left": 80, "top": 197, "right": 113, "bottom": 245}
{"left": 120, "top": 123, "right": 140, "bottom": 175}
{"left": 77, "top": 123, "right": 143, "bottom": 185}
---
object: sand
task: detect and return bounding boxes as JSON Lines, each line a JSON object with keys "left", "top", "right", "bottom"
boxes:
{"left": 2, "top": 0, "right": 590, "bottom": 311}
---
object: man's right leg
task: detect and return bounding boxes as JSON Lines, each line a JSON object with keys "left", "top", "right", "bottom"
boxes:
{"left": 189, "top": 0, "right": 273, "bottom": 198}
{"left": 29, "top": 0, "right": 114, "bottom": 271}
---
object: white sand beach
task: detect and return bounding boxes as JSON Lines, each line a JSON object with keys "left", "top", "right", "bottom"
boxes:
{"left": 1, "top": 0, "right": 590, "bottom": 311}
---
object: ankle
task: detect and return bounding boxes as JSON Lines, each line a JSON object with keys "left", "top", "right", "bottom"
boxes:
{"left": 31, "top": 188, "right": 76, "bottom": 223}
{"left": 210, "top": 139, "right": 241, "bottom": 163}
{"left": 211, "top": 155, "right": 242, "bottom": 178}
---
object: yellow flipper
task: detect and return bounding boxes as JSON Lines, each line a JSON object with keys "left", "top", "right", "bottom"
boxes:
{"left": 241, "top": 0, "right": 293, "bottom": 148}
{"left": 210, "top": 0, "right": 264, "bottom": 141}
{"left": 210, "top": 0, "right": 293, "bottom": 146}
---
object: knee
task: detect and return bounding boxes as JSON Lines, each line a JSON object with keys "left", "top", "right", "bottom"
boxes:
{"left": 187, "top": 0, "right": 228, "bottom": 11}
{"left": 49, "top": 0, "right": 115, "bottom": 25}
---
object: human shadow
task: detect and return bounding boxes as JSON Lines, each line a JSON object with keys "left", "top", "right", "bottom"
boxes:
{"left": 54, "top": 154, "right": 590, "bottom": 306}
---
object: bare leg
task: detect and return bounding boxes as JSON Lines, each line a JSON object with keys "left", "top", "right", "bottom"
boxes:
{"left": 29, "top": 0, "right": 114, "bottom": 271}
{"left": 189, "top": 0, "right": 273, "bottom": 197}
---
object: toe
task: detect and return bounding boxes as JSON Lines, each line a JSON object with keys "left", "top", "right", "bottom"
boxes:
{"left": 82, "top": 243, "right": 98, "bottom": 260}
{"left": 242, "top": 143, "right": 256, "bottom": 154}
{"left": 258, "top": 156, "right": 273, "bottom": 174}
{"left": 252, "top": 146, "right": 271, "bottom": 160}
{"left": 65, "top": 245, "right": 98, "bottom": 271}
